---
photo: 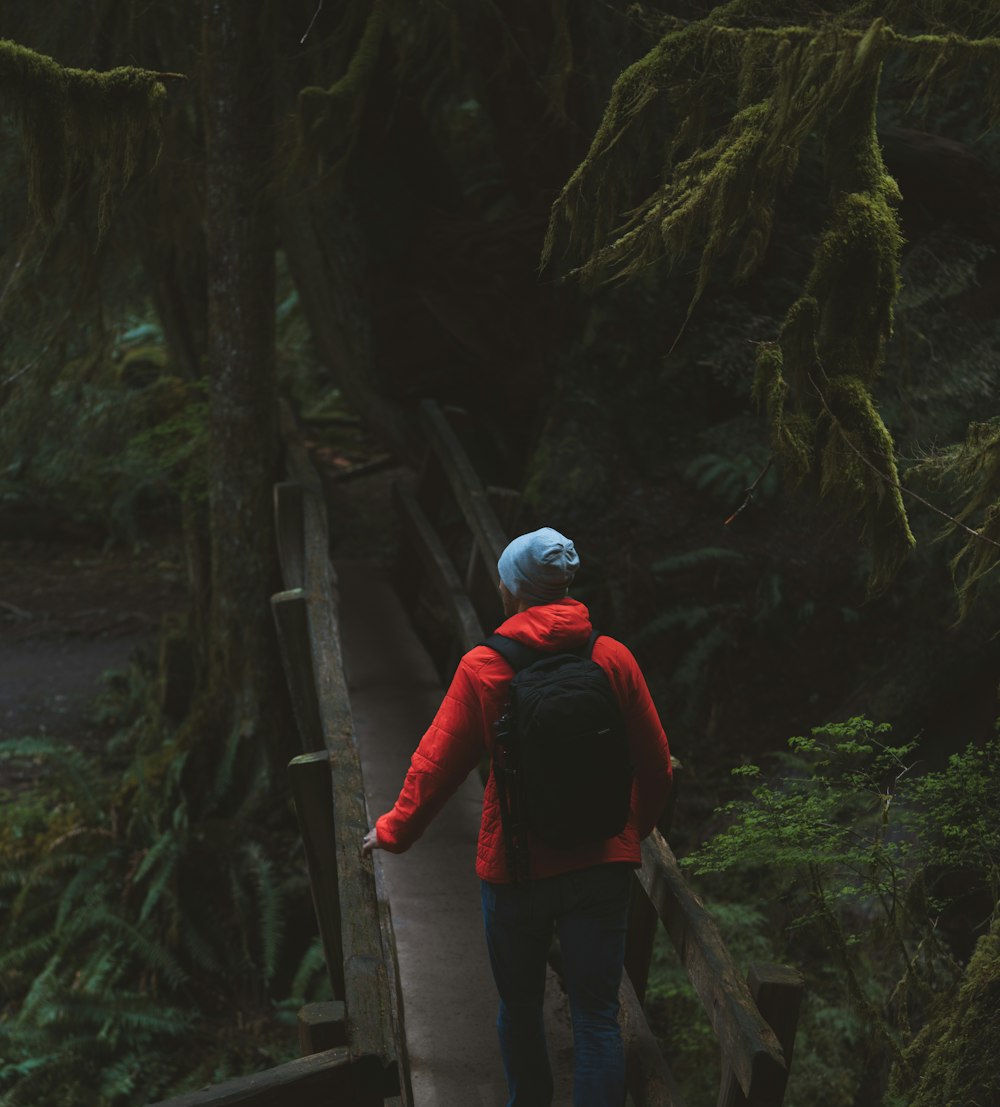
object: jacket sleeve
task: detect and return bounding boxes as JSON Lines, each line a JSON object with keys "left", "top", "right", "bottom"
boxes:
{"left": 602, "top": 640, "right": 673, "bottom": 840}
{"left": 375, "top": 658, "right": 487, "bottom": 853}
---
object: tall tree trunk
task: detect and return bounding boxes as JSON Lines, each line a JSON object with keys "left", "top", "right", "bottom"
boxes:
{"left": 202, "top": 0, "right": 292, "bottom": 771}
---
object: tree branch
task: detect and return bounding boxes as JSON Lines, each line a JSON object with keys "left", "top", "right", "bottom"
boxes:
{"left": 724, "top": 455, "right": 774, "bottom": 526}
{"left": 300, "top": 0, "right": 324, "bottom": 44}
{"left": 807, "top": 373, "right": 1000, "bottom": 552}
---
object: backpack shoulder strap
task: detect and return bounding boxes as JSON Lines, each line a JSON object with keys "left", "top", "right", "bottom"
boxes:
{"left": 484, "top": 631, "right": 602, "bottom": 668}
{"left": 482, "top": 633, "right": 540, "bottom": 673}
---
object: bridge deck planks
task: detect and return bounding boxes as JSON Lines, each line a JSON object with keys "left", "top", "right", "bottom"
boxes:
{"left": 336, "top": 560, "right": 575, "bottom": 1107}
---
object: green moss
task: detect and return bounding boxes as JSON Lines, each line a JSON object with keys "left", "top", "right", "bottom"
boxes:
{"left": 778, "top": 295, "right": 821, "bottom": 398}
{"left": 0, "top": 38, "right": 167, "bottom": 232}
{"left": 296, "top": 0, "right": 387, "bottom": 153}
{"left": 117, "top": 344, "right": 170, "bottom": 387}
{"left": 753, "top": 341, "right": 812, "bottom": 485}
{"left": 951, "top": 501, "right": 1000, "bottom": 619}
{"left": 810, "top": 191, "right": 902, "bottom": 377}
{"left": 539, "top": 4, "right": 1000, "bottom": 594}
{"left": 892, "top": 915, "right": 1000, "bottom": 1107}
{"left": 820, "top": 376, "right": 916, "bottom": 587}
{"left": 908, "top": 418, "right": 1000, "bottom": 615}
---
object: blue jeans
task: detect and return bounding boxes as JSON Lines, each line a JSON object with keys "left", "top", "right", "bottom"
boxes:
{"left": 481, "top": 862, "right": 632, "bottom": 1107}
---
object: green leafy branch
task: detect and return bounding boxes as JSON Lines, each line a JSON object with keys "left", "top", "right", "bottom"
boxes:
{"left": 685, "top": 717, "right": 1000, "bottom": 1072}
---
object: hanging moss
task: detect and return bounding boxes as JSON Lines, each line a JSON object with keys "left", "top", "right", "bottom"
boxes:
{"left": 912, "top": 419, "right": 1000, "bottom": 615}
{"left": 819, "top": 376, "right": 915, "bottom": 587}
{"left": 776, "top": 294, "right": 822, "bottom": 399}
{"left": 810, "top": 191, "right": 902, "bottom": 373}
{"left": 538, "top": 6, "right": 1000, "bottom": 587}
{"left": 296, "top": 0, "right": 388, "bottom": 155}
{"left": 950, "top": 503, "right": 1000, "bottom": 615}
{"left": 752, "top": 341, "right": 812, "bottom": 485}
{"left": 0, "top": 38, "right": 167, "bottom": 233}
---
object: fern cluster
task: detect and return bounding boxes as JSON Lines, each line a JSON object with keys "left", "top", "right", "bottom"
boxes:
{"left": 0, "top": 666, "right": 325, "bottom": 1106}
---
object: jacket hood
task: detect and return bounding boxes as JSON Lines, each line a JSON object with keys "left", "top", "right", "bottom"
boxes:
{"left": 494, "top": 597, "right": 592, "bottom": 653}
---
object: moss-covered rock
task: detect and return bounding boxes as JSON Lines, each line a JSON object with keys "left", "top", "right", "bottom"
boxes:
{"left": 891, "top": 915, "right": 1000, "bottom": 1107}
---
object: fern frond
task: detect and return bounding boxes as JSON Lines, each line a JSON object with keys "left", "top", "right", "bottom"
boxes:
{"left": 244, "top": 841, "right": 283, "bottom": 985}
{"left": 46, "top": 991, "right": 190, "bottom": 1037}
{"left": 135, "top": 833, "right": 181, "bottom": 925}
{"left": 290, "top": 937, "right": 326, "bottom": 1001}
{"left": 0, "top": 933, "right": 57, "bottom": 976}
{"left": 206, "top": 721, "right": 243, "bottom": 813}
{"left": 227, "top": 865, "right": 255, "bottom": 975}
{"left": 98, "top": 1055, "right": 139, "bottom": 1103}
{"left": 8, "top": 863, "right": 80, "bottom": 932}
{"left": 672, "top": 624, "right": 734, "bottom": 695}
{"left": 61, "top": 909, "right": 187, "bottom": 990}
{"left": 75, "top": 941, "right": 126, "bottom": 996}
{"left": 631, "top": 603, "right": 732, "bottom": 647}
{"left": 55, "top": 853, "right": 120, "bottom": 932}
{"left": 651, "top": 547, "right": 748, "bottom": 574}
{"left": 16, "top": 950, "right": 62, "bottom": 1022}
{"left": 133, "top": 825, "right": 179, "bottom": 886}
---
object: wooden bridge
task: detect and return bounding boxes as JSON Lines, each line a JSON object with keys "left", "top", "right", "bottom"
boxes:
{"left": 151, "top": 401, "right": 804, "bottom": 1107}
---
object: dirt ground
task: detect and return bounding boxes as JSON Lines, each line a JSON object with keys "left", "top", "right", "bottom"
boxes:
{"left": 0, "top": 529, "right": 186, "bottom": 786}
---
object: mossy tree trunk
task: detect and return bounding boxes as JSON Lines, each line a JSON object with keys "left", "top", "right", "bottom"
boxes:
{"left": 201, "top": 0, "right": 293, "bottom": 773}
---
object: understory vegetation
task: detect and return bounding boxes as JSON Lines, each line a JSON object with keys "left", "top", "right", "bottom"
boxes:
{"left": 0, "top": 663, "right": 328, "bottom": 1106}
{"left": 648, "top": 718, "right": 1000, "bottom": 1107}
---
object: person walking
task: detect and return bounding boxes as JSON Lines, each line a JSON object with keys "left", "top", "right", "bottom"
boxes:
{"left": 362, "top": 527, "right": 673, "bottom": 1106}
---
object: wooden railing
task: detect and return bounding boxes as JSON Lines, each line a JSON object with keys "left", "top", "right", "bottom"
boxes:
{"left": 149, "top": 406, "right": 409, "bottom": 1107}
{"left": 394, "top": 399, "right": 805, "bottom": 1107}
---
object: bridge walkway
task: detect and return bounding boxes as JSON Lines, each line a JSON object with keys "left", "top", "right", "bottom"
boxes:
{"left": 338, "top": 558, "right": 575, "bottom": 1106}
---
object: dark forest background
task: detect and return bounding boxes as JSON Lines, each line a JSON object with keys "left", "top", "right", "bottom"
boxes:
{"left": 1, "top": 2, "right": 999, "bottom": 1105}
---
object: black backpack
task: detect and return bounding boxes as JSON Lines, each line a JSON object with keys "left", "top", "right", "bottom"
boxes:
{"left": 484, "top": 631, "right": 632, "bottom": 882}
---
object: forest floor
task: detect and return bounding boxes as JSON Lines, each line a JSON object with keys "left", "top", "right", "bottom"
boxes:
{"left": 0, "top": 524, "right": 185, "bottom": 791}
{"left": 0, "top": 419, "right": 400, "bottom": 797}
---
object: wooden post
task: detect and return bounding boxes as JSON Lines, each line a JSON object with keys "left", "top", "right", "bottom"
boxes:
{"left": 619, "top": 971, "right": 688, "bottom": 1107}
{"left": 637, "top": 831, "right": 787, "bottom": 1099}
{"left": 373, "top": 859, "right": 414, "bottom": 1107}
{"left": 717, "top": 963, "right": 804, "bottom": 1107}
{"left": 624, "top": 874, "right": 660, "bottom": 1008}
{"left": 271, "top": 589, "right": 324, "bottom": 753}
{"left": 274, "top": 481, "right": 306, "bottom": 591}
{"left": 392, "top": 482, "right": 483, "bottom": 653}
{"left": 418, "top": 399, "right": 509, "bottom": 583}
{"left": 298, "top": 1000, "right": 347, "bottom": 1053}
{"left": 146, "top": 1048, "right": 379, "bottom": 1107}
{"left": 288, "top": 751, "right": 345, "bottom": 1001}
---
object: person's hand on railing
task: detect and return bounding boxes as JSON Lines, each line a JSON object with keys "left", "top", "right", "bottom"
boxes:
{"left": 361, "top": 827, "right": 381, "bottom": 857}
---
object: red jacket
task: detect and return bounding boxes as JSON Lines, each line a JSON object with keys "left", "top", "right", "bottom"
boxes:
{"left": 375, "top": 597, "right": 672, "bottom": 883}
